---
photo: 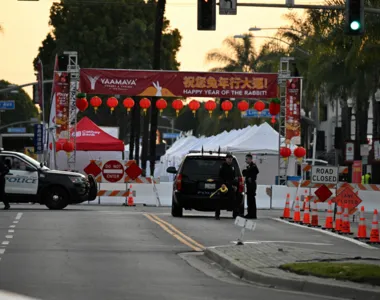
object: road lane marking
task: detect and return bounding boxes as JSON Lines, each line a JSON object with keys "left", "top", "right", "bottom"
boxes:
{"left": 9, "top": 225, "right": 15, "bottom": 228}
{"left": 143, "top": 214, "right": 203, "bottom": 252}
{"left": 15, "top": 213, "right": 23, "bottom": 220}
{"left": 273, "top": 217, "right": 377, "bottom": 250}
{"left": 5, "top": 235, "right": 13, "bottom": 239}
{"left": 0, "top": 249, "right": 4, "bottom": 255}
{"left": 1, "top": 241, "right": 9, "bottom": 245}
{"left": 8, "top": 230, "right": 14, "bottom": 233}
{"left": 149, "top": 214, "right": 205, "bottom": 250}
{"left": 229, "top": 241, "right": 334, "bottom": 246}
{"left": 13, "top": 221, "right": 18, "bottom": 224}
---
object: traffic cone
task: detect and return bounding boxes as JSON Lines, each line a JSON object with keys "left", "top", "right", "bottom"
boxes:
{"left": 280, "top": 193, "right": 291, "bottom": 219}
{"left": 333, "top": 203, "right": 342, "bottom": 232}
{"left": 290, "top": 196, "right": 301, "bottom": 223}
{"left": 302, "top": 189, "right": 308, "bottom": 211}
{"left": 127, "top": 184, "right": 135, "bottom": 206}
{"left": 309, "top": 200, "right": 321, "bottom": 227}
{"left": 367, "top": 209, "right": 380, "bottom": 244}
{"left": 355, "top": 206, "right": 368, "bottom": 240}
{"left": 323, "top": 200, "right": 334, "bottom": 230}
{"left": 339, "top": 205, "right": 353, "bottom": 235}
{"left": 302, "top": 196, "right": 311, "bottom": 225}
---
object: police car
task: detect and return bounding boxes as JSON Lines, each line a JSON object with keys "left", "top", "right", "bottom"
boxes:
{"left": 1, "top": 150, "right": 97, "bottom": 209}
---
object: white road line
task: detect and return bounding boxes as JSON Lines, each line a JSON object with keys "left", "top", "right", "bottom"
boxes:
{"left": 1, "top": 241, "right": 9, "bottom": 245}
{"left": 0, "top": 249, "right": 4, "bottom": 255}
{"left": 8, "top": 230, "right": 14, "bottom": 233}
{"left": 15, "top": 213, "right": 23, "bottom": 220}
{"left": 229, "top": 240, "right": 334, "bottom": 246}
{"left": 5, "top": 235, "right": 13, "bottom": 239}
{"left": 13, "top": 221, "right": 19, "bottom": 224}
{"left": 273, "top": 217, "right": 377, "bottom": 250}
{"left": 9, "top": 225, "right": 15, "bottom": 228}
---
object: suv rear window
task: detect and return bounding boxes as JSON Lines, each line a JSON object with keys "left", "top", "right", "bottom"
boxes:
{"left": 181, "top": 157, "right": 240, "bottom": 177}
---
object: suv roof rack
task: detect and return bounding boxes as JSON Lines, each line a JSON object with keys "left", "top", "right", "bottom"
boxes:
{"left": 188, "top": 147, "right": 231, "bottom": 156}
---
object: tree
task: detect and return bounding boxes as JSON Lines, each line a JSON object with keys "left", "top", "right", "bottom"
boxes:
{"left": 0, "top": 80, "right": 39, "bottom": 131}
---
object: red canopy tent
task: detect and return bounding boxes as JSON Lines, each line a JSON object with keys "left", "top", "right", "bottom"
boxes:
{"left": 57, "top": 117, "right": 124, "bottom": 151}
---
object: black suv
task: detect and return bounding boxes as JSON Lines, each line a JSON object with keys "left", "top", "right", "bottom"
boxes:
{"left": 166, "top": 151, "right": 245, "bottom": 217}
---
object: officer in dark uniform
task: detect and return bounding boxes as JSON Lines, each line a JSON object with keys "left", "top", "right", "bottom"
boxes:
{"left": 217, "top": 153, "right": 238, "bottom": 220}
{"left": 242, "top": 153, "right": 259, "bottom": 219}
{"left": 0, "top": 158, "right": 10, "bottom": 210}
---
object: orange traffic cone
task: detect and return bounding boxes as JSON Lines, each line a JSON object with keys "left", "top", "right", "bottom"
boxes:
{"left": 302, "top": 196, "right": 311, "bottom": 225}
{"left": 355, "top": 206, "right": 368, "bottom": 240}
{"left": 340, "top": 205, "right": 353, "bottom": 235}
{"left": 309, "top": 200, "right": 320, "bottom": 227}
{"left": 281, "top": 193, "right": 291, "bottom": 219}
{"left": 127, "top": 184, "right": 135, "bottom": 206}
{"left": 302, "top": 189, "right": 308, "bottom": 211}
{"left": 367, "top": 209, "right": 380, "bottom": 244}
{"left": 290, "top": 196, "right": 301, "bottom": 223}
{"left": 323, "top": 200, "right": 334, "bottom": 230}
{"left": 334, "top": 203, "right": 342, "bottom": 232}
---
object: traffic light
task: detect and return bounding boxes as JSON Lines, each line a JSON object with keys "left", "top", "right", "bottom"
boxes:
{"left": 345, "top": 0, "right": 364, "bottom": 35}
{"left": 197, "top": 0, "right": 216, "bottom": 31}
{"left": 57, "top": 54, "right": 69, "bottom": 71}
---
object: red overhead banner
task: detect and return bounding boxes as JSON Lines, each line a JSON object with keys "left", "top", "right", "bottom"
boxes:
{"left": 80, "top": 69, "right": 278, "bottom": 99}
{"left": 285, "top": 78, "right": 301, "bottom": 145}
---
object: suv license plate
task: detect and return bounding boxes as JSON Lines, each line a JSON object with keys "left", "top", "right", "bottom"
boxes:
{"left": 205, "top": 183, "right": 215, "bottom": 189}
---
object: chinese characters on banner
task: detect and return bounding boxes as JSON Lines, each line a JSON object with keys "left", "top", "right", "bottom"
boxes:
{"left": 33, "top": 124, "right": 44, "bottom": 154}
{"left": 285, "top": 79, "right": 301, "bottom": 145}
{"left": 54, "top": 72, "right": 70, "bottom": 139}
{"left": 352, "top": 160, "right": 362, "bottom": 183}
{"left": 79, "top": 69, "right": 278, "bottom": 99}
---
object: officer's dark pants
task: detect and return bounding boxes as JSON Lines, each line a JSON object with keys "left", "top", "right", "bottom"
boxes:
{"left": 215, "top": 185, "right": 236, "bottom": 218}
{"left": 246, "top": 182, "right": 257, "bottom": 218}
{"left": 0, "top": 177, "right": 8, "bottom": 207}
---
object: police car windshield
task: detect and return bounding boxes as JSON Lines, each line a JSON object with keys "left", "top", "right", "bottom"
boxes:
{"left": 182, "top": 157, "right": 239, "bottom": 176}
{"left": 16, "top": 153, "right": 49, "bottom": 169}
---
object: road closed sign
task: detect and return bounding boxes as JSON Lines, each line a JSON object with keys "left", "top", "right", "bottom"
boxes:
{"left": 102, "top": 160, "right": 125, "bottom": 183}
{"left": 311, "top": 166, "right": 338, "bottom": 184}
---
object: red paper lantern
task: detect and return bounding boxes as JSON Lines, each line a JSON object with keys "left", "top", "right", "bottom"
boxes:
{"left": 139, "top": 98, "right": 151, "bottom": 115}
{"left": 106, "top": 97, "right": 118, "bottom": 113}
{"left": 294, "top": 147, "right": 306, "bottom": 163}
{"left": 205, "top": 100, "right": 217, "bottom": 117}
{"left": 156, "top": 98, "right": 167, "bottom": 115}
{"left": 221, "top": 100, "right": 233, "bottom": 117}
{"left": 90, "top": 96, "right": 102, "bottom": 113}
{"left": 172, "top": 99, "right": 184, "bottom": 117}
{"left": 280, "top": 147, "right": 292, "bottom": 161}
{"left": 237, "top": 100, "right": 249, "bottom": 116}
{"left": 254, "top": 101, "right": 265, "bottom": 113}
{"left": 56, "top": 143, "right": 63, "bottom": 152}
{"left": 123, "top": 97, "right": 135, "bottom": 114}
{"left": 188, "top": 100, "right": 200, "bottom": 116}
{"left": 76, "top": 98, "right": 88, "bottom": 112}
{"left": 269, "top": 98, "right": 281, "bottom": 124}
{"left": 63, "top": 140, "right": 74, "bottom": 153}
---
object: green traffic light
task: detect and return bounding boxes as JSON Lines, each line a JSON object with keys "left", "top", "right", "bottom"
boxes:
{"left": 350, "top": 21, "right": 361, "bottom": 31}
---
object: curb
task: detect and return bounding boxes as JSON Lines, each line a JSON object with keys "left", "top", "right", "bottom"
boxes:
{"left": 204, "top": 248, "right": 380, "bottom": 300}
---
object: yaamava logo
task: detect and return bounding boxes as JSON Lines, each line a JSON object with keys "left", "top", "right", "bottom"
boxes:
{"left": 72, "top": 130, "right": 101, "bottom": 137}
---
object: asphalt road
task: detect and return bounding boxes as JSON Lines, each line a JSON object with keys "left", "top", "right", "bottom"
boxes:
{"left": 0, "top": 205, "right": 378, "bottom": 300}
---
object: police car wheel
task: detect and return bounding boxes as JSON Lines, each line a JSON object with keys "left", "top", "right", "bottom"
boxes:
{"left": 44, "top": 186, "right": 69, "bottom": 210}
{"left": 171, "top": 197, "right": 183, "bottom": 217}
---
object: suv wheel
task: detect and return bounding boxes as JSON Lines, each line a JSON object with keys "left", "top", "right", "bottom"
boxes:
{"left": 44, "top": 186, "right": 69, "bottom": 210}
{"left": 171, "top": 197, "right": 183, "bottom": 217}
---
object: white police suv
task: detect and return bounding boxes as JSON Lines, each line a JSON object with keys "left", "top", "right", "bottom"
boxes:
{"left": 0, "top": 150, "right": 97, "bottom": 209}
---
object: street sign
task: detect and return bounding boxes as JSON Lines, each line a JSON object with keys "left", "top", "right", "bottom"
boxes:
{"left": 7, "top": 127, "right": 26, "bottom": 133}
{"left": 0, "top": 100, "right": 15, "bottom": 110}
{"left": 125, "top": 162, "right": 142, "bottom": 180}
{"left": 102, "top": 160, "right": 125, "bottom": 183}
{"left": 162, "top": 132, "right": 180, "bottom": 139}
{"left": 235, "top": 216, "right": 256, "bottom": 231}
{"left": 242, "top": 109, "right": 279, "bottom": 118}
{"left": 314, "top": 184, "right": 333, "bottom": 202}
{"left": 219, "top": 0, "right": 237, "bottom": 15}
{"left": 333, "top": 187, "right": 362, "bottom": 212}
{"left": 33, "top": 124, "right": 44, "bottom": 154}
{"left": 311, "top": 166, "right": 338, "bottom": 184}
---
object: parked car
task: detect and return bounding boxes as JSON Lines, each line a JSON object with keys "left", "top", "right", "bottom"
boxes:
{"left": 1, "top": 150, "right": 98, "bottom": 209}
{"left": 166, "top": 150, "right": 245, "bottom": 217}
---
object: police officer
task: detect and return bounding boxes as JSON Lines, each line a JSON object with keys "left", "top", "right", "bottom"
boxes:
{"left": 362, "top": 172, "right": 371, "bottom": 184}
{"left": 242, "top": 153, "right": 259, "bottom": 219}
{"left": 217, "top": 153, "right": 238, "bottom": 220}
{"left": 0, "top": 158, "right": 10, "bottom": 210}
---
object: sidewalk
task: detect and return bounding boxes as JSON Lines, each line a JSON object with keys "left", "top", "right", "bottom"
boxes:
{"left": 204, "top": 243, "right": 380, "bottom": 300}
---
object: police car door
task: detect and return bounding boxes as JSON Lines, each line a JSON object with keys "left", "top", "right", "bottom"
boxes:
{"left": 4, "top": 155, "right": 38, "bottom": 195}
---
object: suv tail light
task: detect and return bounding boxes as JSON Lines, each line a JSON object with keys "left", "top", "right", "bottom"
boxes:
{"left": 176, "top": 174, "right": 183, "bottom": 191}
{"left": 238, "top": 177, "right": 244, "bottom": 193}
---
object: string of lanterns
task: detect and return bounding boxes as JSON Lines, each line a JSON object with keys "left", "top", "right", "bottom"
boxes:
{"left": 280, "top": 146, "right": 306, "bottom": 163}
{"left": 75, "top": 94, "right": 281, "bottom": 121}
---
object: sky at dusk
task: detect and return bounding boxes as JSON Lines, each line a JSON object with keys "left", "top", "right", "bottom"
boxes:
{"left": 0, "top": 0, "right": 314, "bottom": 97}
